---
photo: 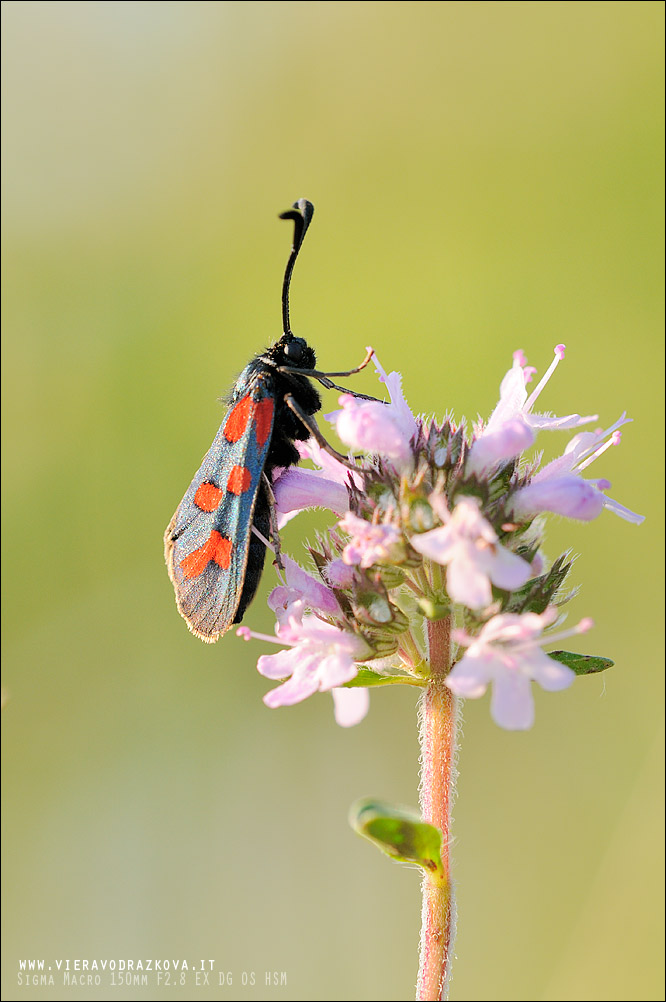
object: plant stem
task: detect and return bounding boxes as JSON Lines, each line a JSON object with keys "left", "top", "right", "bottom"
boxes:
{"left": 416, "top": 615, "right": 457, "bottom": 1001}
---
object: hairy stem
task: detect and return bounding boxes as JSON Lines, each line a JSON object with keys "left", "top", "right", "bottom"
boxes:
{"left": 416, "top": 615, "right": 457, "bottom": 1001}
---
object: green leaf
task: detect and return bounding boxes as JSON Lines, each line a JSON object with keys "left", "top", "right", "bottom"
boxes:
{"left": 349, "top": 799, "right": 445, "bottom": 882}
{"left": 343, "top": 668, "right": 426, "bottom": 688}
{"left": 548, "top": 650, "right": 614, "bottom": 675}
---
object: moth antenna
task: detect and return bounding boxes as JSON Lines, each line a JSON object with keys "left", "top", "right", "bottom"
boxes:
{"left": 279, "top": 198, "right": 314, "bottom": 336}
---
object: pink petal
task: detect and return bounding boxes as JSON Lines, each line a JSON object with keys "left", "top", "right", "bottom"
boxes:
{"left": 335, "top": 397, "right": 414, "bottom": 465}
{"left": 490, "top": 672, "right": 535, "bottom": 730}
{"left": 316, "top": 653, "right": 359, "bottom": 691}
{"left": 381, "top": 370, "right": 419, "bottom": 442}
{"left": 267, "top": 587, "right": 307, "bottom": 628}
{"left": 526, "top": 651, "right": 576, "bottom": 692}
{"left": 282, "top": 557, "right": 340, "bottom": 615}
{"left": 332, "top": 687, "right": 370, "bottom": 727}
{"left": 446, "top": 653, "right": 494, "bottom": 698}
{"left": 263, "top": 669, "right": 321, "bottom": 707}
{"left": 487, "top": 361, "right": 528, "bottom": 428}
{"left": 528, "top": 412, "right": 598, "bottom": 432}
{"left": 467, "top": 418, "right": 535, "bottom": 475}
{"left": 257, "top": 647, "right": 302, "bottom": 681}
{"left": 410, "top": 526, "right": 457, "bottom": 564}
{"left": 273, "top": 468, "right": 350, "bottom": 516}
{"left": 512, "top": 475, "right": 605, "bottom": 521}
{"left": 324, "top": 558, "right": 357, "bottom": 589}
{"left": 446, "top": 549, "right": 492, "bottom": 609}
{"left": 602, "top": 496, "right": 645, "bottom": 525}
{"left": 484, "top": 545, "right": 532, "bottom": 591}
{"left": 296, "top": 437, "right": 358, "bottom": 486}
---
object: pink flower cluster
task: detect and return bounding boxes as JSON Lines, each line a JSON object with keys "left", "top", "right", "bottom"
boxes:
{"left": 238, "top": 346, "right": 642, "bottom": 730}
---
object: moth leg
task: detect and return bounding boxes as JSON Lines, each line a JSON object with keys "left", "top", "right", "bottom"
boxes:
{"left": 310, "top": 379, "right": 384, "bottom": 403}
{"left": 283, "top": 394, "right": 360, "bottom": 472}
{"left": 279, "top": 347, "right": 385, "bottom": 402}
{"left": 305, "top": 346, "right": 375, "bottom": 379}
{"left": 280, "top": 369, "right": 383, "bottom": 401}
{"left": 262, "top": 472, "right": 284, "bottom": 571}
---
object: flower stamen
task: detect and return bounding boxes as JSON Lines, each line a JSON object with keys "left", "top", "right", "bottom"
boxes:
{"left": 524, "top": 343, "right": 566, "bottom": 411}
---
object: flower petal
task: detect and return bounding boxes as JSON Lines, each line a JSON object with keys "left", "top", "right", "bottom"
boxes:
{"left": 467, "top": 418, "right": 535, "bottom": 475}
{"left": 512, "top": 474, "right": 606, "bottom": 521}
{"left": 446, "top": 652, "right": 494, "bottom": 698}
{"left": 257, "top": 647, "right": 302, "bottom": 681}
{"left": 410, "top": 526, "right": 457, "bottom": 564}
{"left": 282, "top": 557, "right": 340, "bottom": 615}
{"left": 527, "top": 651, "right": 576, "bottom": 692}
{"left": 602, "top": 495, "right": 645, "bottom": 525}
{"left": 316, "top": 652, "right": 360, "bottom": 691}
{"left": 273, "top": 467, "right": 350, "bottom": 516}
{"left": 335, "top": 396, "right": 414, "bottom": 465}
{"left": 324, "top": 558, "right": 357, "bottom": 589}
{"left": 446, "top": 547, "right": 492, "bottom": 608}
{"left": 263, "top": 667, "right": 321, "bottom": 707}
{"left": 486, "top": 359, "right": 528, "bottom": 429}
{"left": 483, "top": 544, "right": 533, "bottom": 591}
{"left": 490, "top": 672, "right": 535, "bottom": 730}
{"left": 296, "top": 437, "right": 358, "bottom": 485}
{"left": 332, "top": 687, "right": 370, "bottom": 727}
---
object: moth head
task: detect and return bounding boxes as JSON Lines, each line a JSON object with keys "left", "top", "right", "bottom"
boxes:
{"left": 283, "top": 336, "right": 307, "bottom": 363}
{"left": 275, "top": 333, "right": 316, "bottom": 370}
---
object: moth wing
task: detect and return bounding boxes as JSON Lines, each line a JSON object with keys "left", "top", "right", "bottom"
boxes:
{"left": 165, "top": 383, "right": 275, "bottom": 642}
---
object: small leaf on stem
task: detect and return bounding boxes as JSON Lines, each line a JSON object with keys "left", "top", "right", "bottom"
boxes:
{"left": 548, "top": 650, "right": 614, "bottom": 675}
{"left": 343, "top": 668, "right": 426, "bottom": 689}
{"left": 349, "top": 799, "right": 445, "bottom": 882}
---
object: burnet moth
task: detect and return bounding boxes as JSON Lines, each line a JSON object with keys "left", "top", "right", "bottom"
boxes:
{"left": 165, "top": 199, "right": 373, "bottom": 642}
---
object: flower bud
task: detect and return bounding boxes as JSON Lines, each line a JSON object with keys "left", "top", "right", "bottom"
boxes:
{"left": 352, "top": 592, "right": 410, "bottom": 634}
{"left": 407, "top": 498, "right": 436, "bottom": 533}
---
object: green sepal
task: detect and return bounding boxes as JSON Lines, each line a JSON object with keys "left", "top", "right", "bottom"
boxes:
{"left": 417, "top": 595, "right": 450, "bottom": 620}
{"left": 503, "top": 553, "right": 573, "bottom": 615}
{"left": 376, "top": 565, "right": 406, "bottom": 590}
{"left": 359, "top": 635, "right": 400, "bottom": 658}
{"left": 349, "top": 799, "right": 445, "bottom": 882}
{"left": 548, "top": 650, "right": 614, "bottom": 675}
{"left": 343, "top": 667, "right": 426, "bottom": 689}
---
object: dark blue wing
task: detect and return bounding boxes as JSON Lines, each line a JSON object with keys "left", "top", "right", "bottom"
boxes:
{"left": 165, "top": 374, "right": 275, "bottom": 642}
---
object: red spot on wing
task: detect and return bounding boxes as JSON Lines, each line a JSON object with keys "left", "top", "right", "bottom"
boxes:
{"left": 180, "top": 530, "right": 232, "bottom": 579}
{"left": 194, "top": 482, "right": 224, "bottom": 511}
{"left": 227, "top": 465, "right": 252, "bottom": 495}
{"left": 224, "top": 396, "right": 253, "bottom": 442}
{"left": 254, "top": 397, "right": 274, "bottom": 446}
{"left": 210, "top": 533, "right": 232, "bottom": 569}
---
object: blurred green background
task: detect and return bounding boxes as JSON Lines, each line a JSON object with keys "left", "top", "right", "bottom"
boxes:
{"left": 2, "top": 3, "right": 663, "bottom": 1000}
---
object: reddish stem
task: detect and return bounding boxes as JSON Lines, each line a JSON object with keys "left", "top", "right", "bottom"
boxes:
{"left": 416, "top": 616, "right": 456, "bottom": 1001}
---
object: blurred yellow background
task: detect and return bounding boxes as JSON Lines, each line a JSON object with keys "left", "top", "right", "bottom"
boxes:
{"left": 2, "top": 3, "right": 663, "bottom": 1000}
